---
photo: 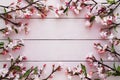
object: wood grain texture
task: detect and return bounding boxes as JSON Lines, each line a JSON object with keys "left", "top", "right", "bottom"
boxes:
{"left": 0, "top": 40, "right": 109, "bottom": 61}
{"left": 0, "top": 1, "right": 120, "bottom": 79}
{"left": 0, "top": 19, "right": 104, "bottom": 39}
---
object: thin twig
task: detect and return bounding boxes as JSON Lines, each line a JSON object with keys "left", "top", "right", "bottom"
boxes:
{"left": 43, "top": 66, "right": 61, "bottom": 80}
{"left": 0, "top": 0, "right": 39, "bottom": 15}
{"left": 0, "top": 15, "right": 20, "bottom": 26}
{"left": 25, "top": 0, "right": 45, "bottom": 15}
{"left": 0, "top": 5, "right": 9, "bottom": 8}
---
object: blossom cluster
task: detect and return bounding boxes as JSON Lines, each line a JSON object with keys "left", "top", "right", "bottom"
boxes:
{"left": 0, "top": 38, "right": 24, "bottom": 55}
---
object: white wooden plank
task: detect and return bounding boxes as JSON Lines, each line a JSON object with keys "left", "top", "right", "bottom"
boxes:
{"left": 0, "top": 19, "right": 120, "bottom": 39}
{"left": 0, "top": 19, "right": 105, "bottom": 39}
{"left": 0, "top": 40, "right": 109, "bottom": 61}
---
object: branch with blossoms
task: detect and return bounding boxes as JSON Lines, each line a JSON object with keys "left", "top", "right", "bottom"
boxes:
{"left": 0, "top": 0, "right": 36, "bottom": 36}
{"left": 86, "top": 55, "right": 120, "bottom": 79}
{"left": 0, "top": 56, "right": 93, "bottom": 80}
{"left": 0, "top": 38, "right": 24, "bottom": 55}
{"left": 65, "top": 64, "right": 92, "bottom": 80}
{"left": 2, "top": 55, "right": 120, "bottom": 80}
{"left": 0, "top": 55, "right": 46, "bottom": 80}
{"left": 84, "top": 1, "right": 120, "bottom": 42}
{"left": 24, "top": 0, "right": 50, "bottom": 18}
{"left": 0, "top": 0, "right": 49, "bottom": 36}
{"left": 0, "top": 55, "right": 29, "bottom": 80}
{"left": 0, "top": 0, "right": 120, "bottom": 36}
{"left": 94, "top": 37, "right": 120, "bottom": 61}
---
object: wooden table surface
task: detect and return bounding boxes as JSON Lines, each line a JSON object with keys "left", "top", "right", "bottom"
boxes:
{"left": 0, "top": 0, "right": 120, "bottom": 80}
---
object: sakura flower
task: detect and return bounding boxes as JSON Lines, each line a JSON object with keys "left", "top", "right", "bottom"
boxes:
{"left": 0, "top": 25, "right": 14, "bottom": 36}
{"left": 97, "top": 67, "right": 103, "bottom": 73}
{"left": 93, "top": 62, "right": 98, "bottom": 67}
{"left": 95, "top": 16, "right": 102, "bottom": 23}
{"left": 0, "top": 68, "right": 8, "bottom": 77}
{"left": 72, "top": 2, "right": 83, "bottom": 14}
{"left": 67, "top": 75, "right": 72, "bottom": 80}
{"left": 53, "top": 4, "right": 66, "bottom": 17}
{"left": 72, "top": 0, "right": 78, "bottom": 2}
{"left": 7, "top": 53, "right": 14, "bottom": 60}
{"left": 86, "top": 55, "right": 95, "bottom": 66}
{"left": 14, "top": 74, "right": 20, "bottom": 80}
{"left": 1, "top": 50, "right": 8, "bottom": 55}
{"left": 8, "top": 0, "right": 23, "bottom": 10}
{"left": 79, "top": 73, "right": 92, "bottom": 80}
{"left": 8, "top": 72, "right": 14, "bottom": 78}
{"left": 33, "top": 75, "right": 40, "bottom": 80}
{"left": 23, "top": 9, "right": 33, "bottom": 18}
{"left": 18, "top": 0, "right": 22, "bottom": 2}
{"left": 6, "top": 25, "right": 12, "bottom": 31}
{"left": 79, "top": 73, "right": 85, "bottom": 79}
{"left": 19, "top": 56, "right": 27, "bottom": 61}
{"left": 100, "top": 31, "right": 108, "bottom": 39}
{"left": 0, "top": 39, "right": 24, "bottom": 55}
{"left": 108, "top": 33, "right": 115, "bottom": 43}
{"left": 55, "top": 9, "right": 64, "bottom": 17}
{"left": 87, "top": 73, "right": 92, "bottom": 79}
{"left": 98, "top": 73, "right": 106, "bottom": 79}
{"left": 94, "top": 43, "right": 108, "bottom": 54}
{"left": 15, "top": 10, "right": 24, "bottom": 18}
{"left": 108, "top": 54, "right": 114, "bottom": 61}
{"left": 17, "top": 23, "right": 27, "bottom": 33}
{"left": 73, "top": 9, "right": 80, "bottom": 14}
{"left": 85, "top": 12, "right": 93, "bottom": 19}
{"left": 102, "top": 16, "right": 116, "bottom": 26}
{"left": 16, "top": 63, "right": 24, "bottom": 67}
{"left": 8, "top": 42, "right": 15, "bottom": 49}
{"left": 77, "top": 5, "right": 82, "bottom": 11}
{"left": 85, "top": 20, "right": 91, "bottom": 27}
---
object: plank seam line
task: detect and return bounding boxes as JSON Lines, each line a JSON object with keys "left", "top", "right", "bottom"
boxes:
{"left": 0, "top": 18, "right": 120, "bottom": 19}
{"left": 0, "top": 60, "right": 119, "bottom": 62}
{"left": 0, "top": 39, "right": 110, "bottom": 40}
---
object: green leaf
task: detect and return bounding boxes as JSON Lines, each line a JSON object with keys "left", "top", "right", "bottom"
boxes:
{"left": 117, "top": 66, "right": 120, "bottom": 71}
{"left": 63, "top": 7, "right": 68, "bottom": 13}
{"left": 12, "top": 66, "right": 21, "bottom": 71}
{"left": 81, "top": 64, "right": 87, "bottom": 77}
{"left": 4, "top": 8, "right": 7, "bottom": 13}
{"left": 106, "top": 71, "right": 113, "bottom": 76}
{"left": 33, "top": 67, "right": 38, "bottom": 74}
{"left": 107, "top": 64, "right": 120, "bottom": 76}
{"left": 0, "top": 42, "right": 4, "bottom": 48}
{"left": 14, "top": 28, "right": 18, "bottom": 34}
{"left": 107, "top": 0, "right": 115, "bottom": 4}
{"left": 111, "top": 44, "right": 115, "bottom": 53}
{"left": 90, "top": 16, "right": 95, "bottom": 22}
{"left": 8, "top": 37, "right": 12, "bottom": 42}
{"left": 0, "top": 42, "right": 4, "bottom": 45}
{"left": 114, "top": 26, "right": 118, "bottom": 33}
{"left": 0, "top": 42, "right": 4, "bottom": 49}
{"left": 113, "top": 63, "right": 116, "bottom": 70}
{"left": 95, "top": 79, "right": 100, "bottom": 80}
{"left": 111, "top": 72, "right": 120, "bottom": 76}
{"left": 21, "top": 69, "right": 31, "bottom": 78}
{"left": 31, "top": 0, "right": 34, "bottom": 2}
{"left": 20, "top": 67, "right": 38, "bottom": 79}
{"left": 100, "top": 58, "right": 103, "bottom": 63}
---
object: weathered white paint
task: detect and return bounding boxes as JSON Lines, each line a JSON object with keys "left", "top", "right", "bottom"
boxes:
{"left": 0, "top": 0, "right": 120, "bottom": 80}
